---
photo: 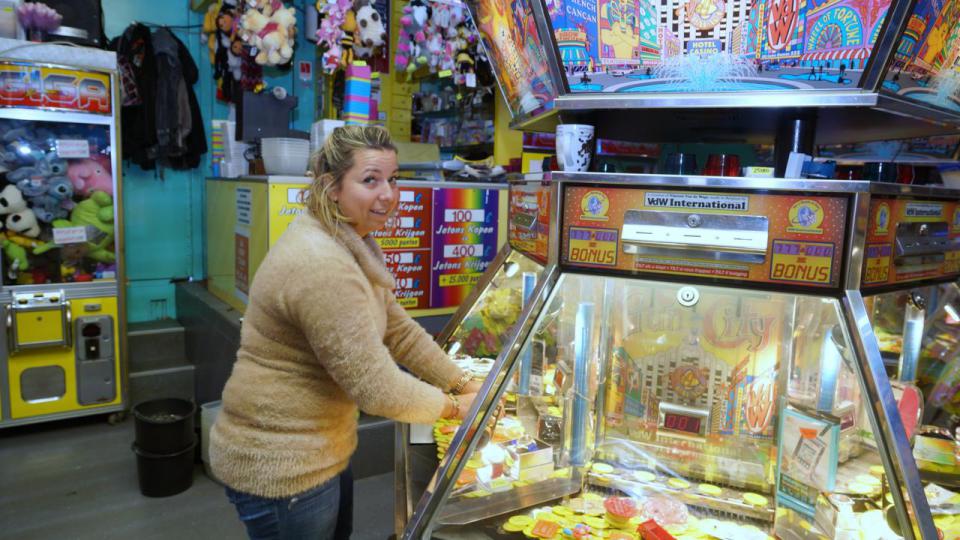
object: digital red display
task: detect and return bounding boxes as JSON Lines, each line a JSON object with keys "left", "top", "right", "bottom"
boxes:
{"left": 663, "top": 413, "right": 702, "bottom": 434}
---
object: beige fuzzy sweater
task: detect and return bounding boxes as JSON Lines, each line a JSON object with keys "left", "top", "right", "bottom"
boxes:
{"left": 210, "top": 214, "right": 463, "bottom": 498}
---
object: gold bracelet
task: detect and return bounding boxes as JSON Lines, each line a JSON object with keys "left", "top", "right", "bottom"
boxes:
{"left": 452, "top": 371, "right": 472, "bottom": 394}
{"left": 447, "top": 393, "right": 460, "bottom": 419}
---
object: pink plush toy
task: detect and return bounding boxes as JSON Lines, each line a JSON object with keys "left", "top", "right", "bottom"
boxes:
{"left": 67, "top": 156, "right": 113, "bottom": 197}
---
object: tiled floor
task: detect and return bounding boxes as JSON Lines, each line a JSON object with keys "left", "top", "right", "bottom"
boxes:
{"left": 0, "top": 414, "right": 394, "bottom": 539}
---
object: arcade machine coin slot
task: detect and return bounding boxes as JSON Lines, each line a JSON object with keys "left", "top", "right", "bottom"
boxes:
{"left": 893, "top": 221, "right": 950, "bottom": 268}
{"left": 620, "top": 210, "right": 769, "bottom": 264}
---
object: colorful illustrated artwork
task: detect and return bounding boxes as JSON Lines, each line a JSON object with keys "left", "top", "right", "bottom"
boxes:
{"left": 481, "top": 0, "right": 895, "bottom": 95}
{"left": 883, "top": 0, "right": 960, "bottom": 113}
{"left": 476, "top": 0, "right": 559, "bottom": 118}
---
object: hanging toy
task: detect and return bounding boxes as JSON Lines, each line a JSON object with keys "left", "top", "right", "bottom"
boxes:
{"left": 316, "top": 0, "right": 354, "bottom": 73}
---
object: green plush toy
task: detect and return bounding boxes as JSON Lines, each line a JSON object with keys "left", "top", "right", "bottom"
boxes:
{"left": 34, "top": 190, "right": 115, "bottom": 263}
{"left": 2, "top": 239, "right": 29, "bottom": 276}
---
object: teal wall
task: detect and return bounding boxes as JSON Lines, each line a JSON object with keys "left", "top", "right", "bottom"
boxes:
{"left": 102, "top": 0, "right": 317, "bottom": 322}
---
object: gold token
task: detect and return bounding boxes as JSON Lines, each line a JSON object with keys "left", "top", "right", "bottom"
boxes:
{"left": 522, "top": 525, "right": 537, "bottom": 538}
{"left": 668, "top": 477, "right": 691, "bottom": 489}
{"left": 504, "top": 521, "right": 526, "bottom": 532}
{"left": 553, "top": 505, "right": 573, "bottom": 516}
{"left": 634, "top": 471, "right": 656, "bottom": 482}
{"left": 870, "top": 465, "right": 886, "bottom": 476}
{"left": 510, "top": 515, "right": 534, "bottom": 527}
{"left": 585, "top": 516, "right": 608, "bottom": 529}
{"left": 698, "top": 483, "right": 722, "bottom": 496}
{"left": 743, "top": 493, "right": 768, "bottom": 507}
{"left": 592, "top": 463, "right": 615, "bottom": 474}
{"left": 584, "top": 492, "right": 604, "bottom": 501}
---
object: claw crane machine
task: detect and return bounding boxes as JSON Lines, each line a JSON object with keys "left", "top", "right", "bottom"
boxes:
{"left": 404, "top": 174, "right": 938, "bottom": 540}
{"left": 0, "top": 40, "right": 125, "bottom": 427}
{"left": 860, "top": 182, "right": 960, "bottom": 537}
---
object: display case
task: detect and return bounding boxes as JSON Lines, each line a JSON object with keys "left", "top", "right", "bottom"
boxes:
{"left": 403, "top": 174, "right": 937, "bottom": 539}
{"left": 395, "top": 179, "right": 556, "bottom": 530}
{"left": 0, "top": 41, "right": 126, "bottom": 427}
{"left": 205, "top": 177, "right": 509, "bottom": 317}
{"left": 859, "top": 183, "right": 960, "bottom": 537}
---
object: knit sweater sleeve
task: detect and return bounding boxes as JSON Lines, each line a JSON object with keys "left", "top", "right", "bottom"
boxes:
{"left": 281, "top": 260, "right": 447, "bottom": 424}
{"left": 383, "top": 293, "right": 464, "bottom": 391}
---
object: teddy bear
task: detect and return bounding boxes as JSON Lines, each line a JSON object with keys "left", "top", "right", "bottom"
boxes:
{"left": 352, "top": 1, "right": 387, "bottom": 60}
{"left": 240, "top": 2, "right": 297, "bottom": 66}
{"left": 67, "top": 156, "right": 113, "bottom": 197}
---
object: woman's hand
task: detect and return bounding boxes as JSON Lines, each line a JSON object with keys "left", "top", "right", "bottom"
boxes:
{"left": 454, "top": 392, "right": 478, "bottom": 420}
{"left": 459, "top": 379, "right": 483, "bottom": 395}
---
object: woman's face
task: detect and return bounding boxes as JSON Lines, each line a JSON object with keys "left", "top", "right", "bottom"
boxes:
{"left": 332, "top": 149, "right": 400, "bottom": 237}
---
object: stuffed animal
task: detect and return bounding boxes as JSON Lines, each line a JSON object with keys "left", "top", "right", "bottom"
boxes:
{"left": 34, "top": 190, "right": 114, "bottom": 264}
{"left": 2, "top": 229, "right": 42, "bottom": 279}
{"left": 0, "top": 184, "right": 27, "bottom": 215}
{"left": 352, "top": 1, "right": 387, "bottom": 59}
{"left": 7, "top": 166, "right": 49, "bottom": 198}
{"left": 240, "top": 2, "right": 297, "bottom": 66}
{"left": 316, "top": 0, "right": 353, "bottom": 73}
{"left": 338, "top": 6, "right": 357, "bottom": 67}
{"left": 5, "top": 207, "right": 40, "bottom": 238}
{"left": 396, "top": 0, "right": 431, "bottom": 74}
{"left": 30, "top": 176, "right": 74, "bottom": 223}
{"left": 67, "top": 156, "right": 113, "bottom": 197}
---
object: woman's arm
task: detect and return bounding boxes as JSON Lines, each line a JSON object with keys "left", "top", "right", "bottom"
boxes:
{"left": 382, "top": 293, "right": 466, "bottom": 391}
{"left": 282, "top": 262, "right": 450, "bottom": 424}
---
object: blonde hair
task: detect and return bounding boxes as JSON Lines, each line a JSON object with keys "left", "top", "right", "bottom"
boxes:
{"left": 305, "top": 125, "right": 397, "bottom": 230}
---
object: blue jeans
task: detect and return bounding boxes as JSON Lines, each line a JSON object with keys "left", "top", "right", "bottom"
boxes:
{"left": 226, "top": 472, "right": 345, "bottom": 540}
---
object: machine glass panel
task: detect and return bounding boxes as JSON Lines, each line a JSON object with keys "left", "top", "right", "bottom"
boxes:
{"left": 418, "top": 273, "right": 917, "bottom": 539}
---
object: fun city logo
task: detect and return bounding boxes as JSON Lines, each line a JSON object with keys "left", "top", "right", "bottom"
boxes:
{"left": 580, "top": 190, "right": 610, "bottom": 221}
{"left": 874, "top": 202, "right": 890, "bottom": 235}
{"left": 787, "top": 199, "right": 824, "bottom": 234}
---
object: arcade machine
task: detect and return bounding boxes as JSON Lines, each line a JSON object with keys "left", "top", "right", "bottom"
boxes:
{"left": 0, "top": 41, "right": 125, "bottom": 427}
{"left": 395, "top": 178, "right": 555, "bottom": 531}
{"left": 392, "top": 0, "right": 960, "bottom": 535}
{"left": 403, "top": 175, "right": 931, "bottom": 539}
{"left": 860, "top": 183, "right": 960, "bottom": 537}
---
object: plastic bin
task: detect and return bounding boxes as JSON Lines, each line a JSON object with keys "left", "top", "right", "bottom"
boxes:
{"left": 132, "top": 438, "right": 197, "bottom": 497}
{"left": 200, "top": 400, "right": 222, "bottom": 466}
{"left": 132, "top": 398, "right": 196, "bottom": 455}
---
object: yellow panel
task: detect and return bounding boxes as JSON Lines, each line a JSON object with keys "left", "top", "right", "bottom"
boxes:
{"left": 493, "top": 90, "right": 523, "bottom": 166}
{"left": 206, "top": 179, "right": 239, "bottom": 310}
{"left": 14, "top": 309, "right": 64, "bottom": 346}
{"left": 267, "top": 182, "right": 308, "bottom": 246}
{"left": 206, "top": 180, "right": 269, "bottom": 312}
{"left": 7, "top": 296, "right": 122, "bottom": 419}
{"left": 522, "top": 151, "right": 552, "bottom": 174}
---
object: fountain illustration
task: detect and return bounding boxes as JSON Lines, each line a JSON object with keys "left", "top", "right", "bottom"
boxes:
{"left": 652, "top": 52, "right": 756, "bottom": 93}
{"left": 930, "top": 69, "right": 960, "bottom": 111}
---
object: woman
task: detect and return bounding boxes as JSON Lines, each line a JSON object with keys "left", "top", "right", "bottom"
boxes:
{"left": 210, "top": 125, "right": 481, "bottom": 539}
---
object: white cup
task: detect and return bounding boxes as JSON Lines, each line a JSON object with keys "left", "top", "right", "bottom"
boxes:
{"left": 555, "top": 124, "right": 595, "bottom": 172}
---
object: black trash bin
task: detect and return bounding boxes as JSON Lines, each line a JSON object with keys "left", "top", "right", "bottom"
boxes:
{"left": 131, "top": 398, "right": 197, "bottom": 497}
{"left": 132, "top": 438, "right": 197, "bottom": 497}
{"left": 132, "top": 398, "right": 196, "bottom": 455}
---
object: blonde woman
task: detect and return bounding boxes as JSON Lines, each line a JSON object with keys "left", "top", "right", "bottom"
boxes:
{"left": 210, "top": 125, "right": 480, "bottom": 539}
